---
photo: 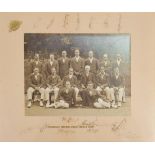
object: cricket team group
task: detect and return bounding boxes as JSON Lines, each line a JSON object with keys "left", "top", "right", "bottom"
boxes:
{"left": 26, "top": 49, "right": 126, "bottom": 109}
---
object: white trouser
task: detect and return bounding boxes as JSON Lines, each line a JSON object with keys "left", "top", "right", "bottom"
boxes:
{"left": 45, "top": 87, "right": 59, "bottom": 102}
{"left": 73, "top": 87, "right": 79, "bottom": 99}
{"left": 55, "top": 100, "right": 69, "bottom": 108}
{"left": 94, "top": 98, "right": 111, "bottom": 108}
{"left": 96, "top": 86, "right": 111, "bottom": 101}
{"left": 27, "top": 87, "right": 45, "bottom": 100}
{"left": 111, "top": 87, "right": 124, "bottom": 102}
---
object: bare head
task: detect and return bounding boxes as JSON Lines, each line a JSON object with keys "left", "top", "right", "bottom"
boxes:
{"left": 49, "top": 54, "right": 54, "bottom": 61}
{"left": 69, "top": 68, "right": 74, "bottom": 75}
{"left": 62, "top": 51, "right": 67, "bottom": 57}
{"left": 75, "top": 49, "right": 80, "bottom": 57}
{"left": 116, "top": 53, "right": 121, "bottom": 60}
{"left": 85, "top": 65, "right": 90, "bottom": 73}
{"left": 87, "top": 81, "right": 94, "bottom": 89}
{"left": 103, "top": 54, "right": 108, "bottom": 61}
{"left": 89, "top": 51, "right": 94, "bottom": 58}
{"left": 114, "top": 67, "right": 119, "bottom": 75}
{"left": 34, "top": 53, "right": 39, "bottom": 61}
{"left": 51, "top": 67, "right": 56, "bottom": 75}
{"left": 100, "top": 66, "right": 105, "bottom": 74}
{"left": 65, "top": 81, "right": 71, "bottom": 89}
{"left": 33, "top": 67, "right": 39, "bottom": 75}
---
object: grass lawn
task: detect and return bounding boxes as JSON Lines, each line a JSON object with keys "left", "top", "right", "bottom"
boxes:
{"left": 25, "top": 96, "right": 131, "bottom": 116}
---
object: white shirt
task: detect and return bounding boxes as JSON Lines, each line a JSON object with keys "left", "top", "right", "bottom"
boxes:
{"left": 34, "top": 73, "right": 39, "bottom": 80}
{"left": 86, "top": 72, "right": 89, "bottom": 77}
{"left": 104, "top": 61, "right": 107, "bottom": 66}
{"left": 50, "top": 60, "right": 53, "bottom": 66}
{"left": 89, "top": 57, "right": 93, "bottom": 63}
{"left": 35, "top": 61, "right": 39, "bottom": 65}
{"left": 66, "top": 89, "right": 69, "bottom": 93}
{"left": 69, "top": 74, "right": 73, "bottom": 79}
{"left": 100, "top": 72, "right": 105, "bottom": 79}
{"left": 115, "top": 73, "right": 119, "bottom": 79}
{"left": 75, "top": 56, "right": 80, "bottom": 62}
{"left": 117, "top": 59, "right": 121, "bottom": 66}
{"left": 62, "top": 58, "right": 65, "bottom": 63}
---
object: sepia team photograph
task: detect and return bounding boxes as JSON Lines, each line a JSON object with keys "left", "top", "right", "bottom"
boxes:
{"left": 24, "top": 34, "right": 131, "bottom": 116}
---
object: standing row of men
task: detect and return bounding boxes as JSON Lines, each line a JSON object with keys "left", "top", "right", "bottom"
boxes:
{"left": 26, "top": 49, "right": 126, "bottom": 109}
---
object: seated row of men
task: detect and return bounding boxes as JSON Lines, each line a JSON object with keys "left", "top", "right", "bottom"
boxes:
{"left": 27, "top": 49, "right": 125, "bottom": 80}
{"left": 27, "top": 65, "right": 125, "bottom": 109}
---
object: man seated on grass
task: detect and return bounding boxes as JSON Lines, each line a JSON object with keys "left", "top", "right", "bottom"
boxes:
{"left": 49, "top": 81, "right": 76, "bottom": 108}
{"left": 80, "top": 81, "right": 99, "bottom": 107}
{"left": 62, "top": 68, "right": 79, "bottom": 101}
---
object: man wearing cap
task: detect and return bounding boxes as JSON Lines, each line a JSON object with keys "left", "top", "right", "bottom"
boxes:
{"left": 58, "top": 51, "right": 70, "bottom": 79}
{"left": 62, "top": 68, "right": 79, "bottom": 101}
{"left": 85, "top": 51, "right": 99, "bottom": 74}
{"left": 27, "top": 67, "right": 45, "bottom": 108}
{"left": 45, "top": 67, "right": 61, "bottom": 107}
{"left": 70, "top": 49, "right": 84, "bottom": 80}
{"left": 44, "top": 54, "right": 59, "bottom": 79}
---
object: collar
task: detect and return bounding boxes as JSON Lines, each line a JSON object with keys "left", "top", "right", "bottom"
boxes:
{"left": 115, "top": 73, "right": 119, "bottom": 77}
{"left": 100, "top": 72, "right": 105, "bottom": 76}
{"left": 75, "top": 56, "right": 80, "bottom": 59}
{"left": 89, "top": 57, "right": 93, "bottom": 60}
{"left": 33, "top": 73, "right": 39, "bottom": 76}
{"left": 69, "top": 74, "right": 73, "bottom": 78}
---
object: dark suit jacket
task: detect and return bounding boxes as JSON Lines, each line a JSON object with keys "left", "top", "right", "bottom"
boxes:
{"left": 110, "top": 74, "right": 124, "bottom": 88}
{"left": 70, "top": 57, "right": 84, "bottom": 73}
{"left": 46, "top": 74, "right": 61, "bottom": 87}
{"left": 57, "top": 87, "right": 76, "bottom": 105}
{"left": 99, "top": 60, "right": 112, "bottom": 75}
{"left": 58, "top": 57, "right": 70, "bottom": 79}
{"left": 62, "top": 75, "right": 78, "bottom": 87}
{"left": 30, "top": 60, "right": 43, "bottom": 73}
{"left": 112, "top": 60, "right": 125, "bottom": 75}
{"left": 44, "top": 60, "right": 59, "bottom": 78}
{"left": 80, "top": 72, "right": 95, "bottom": 88}
{"left": 28, "top": 73, "right": 44, "bottom": 88}
{"left": 96, "top": 73, "right": 110, "bottom": 87}
{"left": 85, "top": 58, "right": 99, "bottom": 74}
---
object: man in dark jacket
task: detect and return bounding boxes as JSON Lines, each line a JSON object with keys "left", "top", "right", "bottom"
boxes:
{"left": 110, "top": 67, "right": 125, "bottom": 107}
{"left": 96, "top": 66, "right": 112, "bottom": 101}
{"left": 44, "top": 54, "right": 59, "bottom": 79}
{"left": 80, "top": 65, "right": 96, "bottom": 88}
{"left": 99, "top": 54, "right": 111, "bottom": 75}
{"left": 85, "top": 51, "right": 99, "bottom": 74}
{"left": 70, "top": 49, "right": 84, "bottom": 80}
{"left": 58, "top": 51, "right": 70, "bottom": 79}
{"left": 50, "top": 81, "right": 76, "bottom": 108}
{"left": 30, "top": 53, "right": 43, "bottom": 73}
{"left": 63, "top": 68, "right": 79, "bottom": 100}
{"left": 81, "top": 81, "right": 99, "bottom": 107}
{"left": 45, "top": 67, "right": 61, "bottom": 107}
{"left": 27, "top": 67, "right": 45, "bottom": 108}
